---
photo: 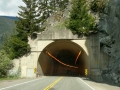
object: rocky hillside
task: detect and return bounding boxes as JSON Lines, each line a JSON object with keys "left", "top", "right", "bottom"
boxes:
{"left": 0, "top": 16, "right": 16, "bottom": 46}
{"left": 99, "top": 0, "right": 120, "bottom": 85}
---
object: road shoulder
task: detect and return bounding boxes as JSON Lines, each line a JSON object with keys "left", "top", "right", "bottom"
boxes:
{"left": 81, "top": 77, "right": 120, "bottom": 90}
{"left": 0, "top": 77, "right": 45, "bottom": 89}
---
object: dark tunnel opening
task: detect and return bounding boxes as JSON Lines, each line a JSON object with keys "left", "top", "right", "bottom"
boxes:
{"left": 55, "top": 49, "right": 77, "bottom": 66}
{"left": 37, "top": 40, "right": 88, "bottom": 77}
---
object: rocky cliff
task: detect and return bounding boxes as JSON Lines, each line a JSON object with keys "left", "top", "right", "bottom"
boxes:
{"left": 99, "top": 0, "right": 120, "bottom": 85}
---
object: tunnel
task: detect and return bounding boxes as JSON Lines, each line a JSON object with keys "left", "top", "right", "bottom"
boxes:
{"left": 37, "top": 40, "right": 88, "bottom": 77}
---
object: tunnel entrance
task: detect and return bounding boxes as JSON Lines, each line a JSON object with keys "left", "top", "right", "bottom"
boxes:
{"left": 37, "top": 40, "right": 88, "bottom": 77}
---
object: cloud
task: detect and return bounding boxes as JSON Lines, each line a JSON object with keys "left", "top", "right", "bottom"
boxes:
{"left": 0, "top": 0, "right": 25, "bottom": 16}
{"left": 0, "top": 1, "right": 3, "bottom": 4}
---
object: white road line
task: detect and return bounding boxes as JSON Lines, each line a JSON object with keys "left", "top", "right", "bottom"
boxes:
{"left": 0, "top": 77, "right": 46, "bottom": 90}
{"left": 79, "top": 78, "right": 95, "bottom": 90}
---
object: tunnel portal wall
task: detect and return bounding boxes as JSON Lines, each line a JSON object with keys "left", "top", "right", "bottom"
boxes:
{"left": 36, "top": 34, "right": 102, "bottom": 82}
{"left": 17, "top": 34, "right": 102, "bottom": 81}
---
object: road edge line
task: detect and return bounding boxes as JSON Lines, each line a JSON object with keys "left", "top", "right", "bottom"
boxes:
{"left": 79, "top": 78, "right": 95, "bottom": 90}
{"left": 0, "top": 77, "right": 46, "bottom": 90}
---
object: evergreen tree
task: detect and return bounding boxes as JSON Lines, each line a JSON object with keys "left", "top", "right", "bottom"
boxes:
{"left": 2, "top": 34, "right": 30, "bottom": 59}
{"left": 49, "top": 0, "right": 69, "bottom": 11}
{"left": 66, "top": 0, "right": 97, "bottom": 36}
{"left": 16, "top": 0, "right": 69, "bottom": 39}
{"left": 10, "top": 0, "right": 41, "bottom": 59}
{"left": 16, "top": 0, "right": 41, "bottom": 38}
{"left": 3, "top": 0, "right": 69, "bottom": 59}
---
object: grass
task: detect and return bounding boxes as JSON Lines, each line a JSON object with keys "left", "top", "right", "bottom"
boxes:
{"left": 54, "top": 22, "right": 66, "bottom": 30}
{"left": 0, "top": 76, "right": 20, "bottom": 81}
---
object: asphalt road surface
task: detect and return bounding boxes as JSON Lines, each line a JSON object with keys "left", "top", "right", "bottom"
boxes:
{"left": 0, "top": 76, "right": 94, "bottom": 90}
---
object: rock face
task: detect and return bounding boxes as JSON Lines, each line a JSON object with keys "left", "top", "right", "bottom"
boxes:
{"left": 99, "top": 0, "right": 120, "bottom": 85}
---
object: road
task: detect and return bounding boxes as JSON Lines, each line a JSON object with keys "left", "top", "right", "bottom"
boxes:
{"left": 0, "top": 76, "right": 94, "bottom": 90}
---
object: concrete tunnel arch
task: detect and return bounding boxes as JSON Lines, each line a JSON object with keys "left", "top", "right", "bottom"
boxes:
{"left": 37, "top": 40, "right": 88, "bottom": 76}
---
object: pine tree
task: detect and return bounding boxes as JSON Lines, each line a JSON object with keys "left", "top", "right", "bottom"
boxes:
{"left": 16, "top": 0, "right": 69, "bottom": 39}
{"left": 66, "top": 0, "right": 97, "bottom": 36}
{"left": 4, "top": 0, "right": 69, "bottom": 59}
{"left": 16, "top": 0, "right": 41, "bottom": 39}
{"left": 9, "top": 0, "right": 41, "bottom": 59}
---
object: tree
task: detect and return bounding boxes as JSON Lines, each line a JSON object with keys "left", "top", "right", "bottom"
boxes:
{"left": 10, "top": 35, "right": 30, "bottom": 59}
{"left": 0, "top": 50, "right": 13, "bottom": 77}
{"left": 66, "top": 0, "right": 97, "bottom": 36}
{"left": 2, "top": 34, "right": 30, "bottom": 59}
{"left": 16, "top": 0, "right": 41, "bottom": 38}
{"left": 91, "top": 0, "right": 107, "bottom": 13}
{"left": 10, "top": 0, "right": 40, "bottom": 59}
{"left": 6, "top": 0, "right": 69, "bottom": 59}
{"left": 16, "top": 0, "right": 69, "bottom": 39}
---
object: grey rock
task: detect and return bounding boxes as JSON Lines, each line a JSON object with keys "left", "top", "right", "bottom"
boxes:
{"left": 100, "top": 36, "right": 111, "bottom": 45}
{"left": 113, "top": 77, "right": 117, "bottom": 80}
{"left": 114, "top": 80, "right": 118, "bottom": 84}
{"left": 119, "top": 64, "right": 120, "bottom": 71}
{"left": 100, "top": 0, "right": 120, "bottom": 84}
{"left": 118, "top": 77, "right": 120, "bottom": 82}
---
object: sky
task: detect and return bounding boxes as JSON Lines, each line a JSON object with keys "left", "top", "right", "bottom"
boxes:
{"left": 0, "top": 0, "right": 25, "bottom": 16}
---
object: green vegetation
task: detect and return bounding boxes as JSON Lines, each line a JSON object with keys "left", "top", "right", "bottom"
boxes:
{"left": 13, "top": 0, "right": 69, "bottom": 59}
{"left": 0, "top": 0, "right": 69, "bottom": 78}
{"left": 0, "top": 76, "right": 19, "bottom": 81}
{"left": 2, "top": 35, "right": 30, "bottom": 59}
{"left": 16, "top": 0, "right": 42, "bottom": 37}
{"left": 0, "top": 50, "right": 13, "bottom": 77}
{"left": 0, "top": 17, "right": 17, "bottom": 78}
{"left": 10, "top": 0, "right": 69, "bottom": 59}
{"left": 91, "top": 0, "right": 108, "bottom": 13}
{"left": 54, "top": 22, "right": 66, "bottom": 30}
{"left": 66, "top": 0, "right": 98, "bottom": 36}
